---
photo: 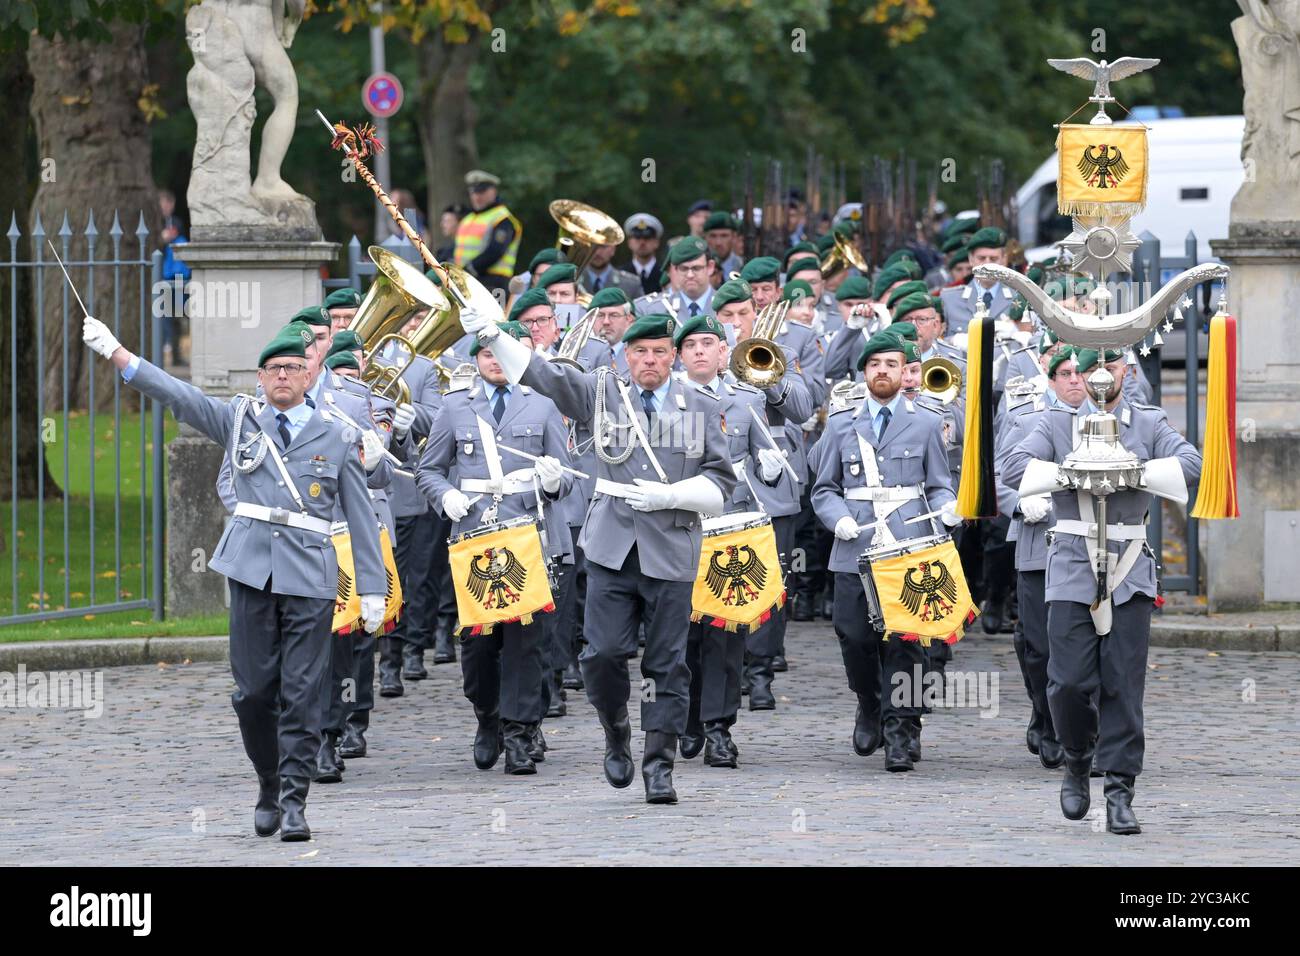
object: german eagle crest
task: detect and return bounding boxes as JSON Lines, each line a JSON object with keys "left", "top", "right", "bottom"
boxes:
{"left": 1077, "top": 144, "right": 1130, "bottom": 190}
{"left": 704, "top": 544, "right": 768, "bottom": 607}
{"left": 466, "top": 546, "right": 528, "bottom": 610}
{"left": 899, "top": 559, "right": 958, "bottom": 622}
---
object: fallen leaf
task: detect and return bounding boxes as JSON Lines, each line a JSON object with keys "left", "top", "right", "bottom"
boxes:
{"left": 82, "top": 614, "right": 95, "bottom": 621}
{"left": 298, "top": 849, "right": 318, "bottom": 858}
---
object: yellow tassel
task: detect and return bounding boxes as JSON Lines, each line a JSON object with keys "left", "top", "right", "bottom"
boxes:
{"left": 1190, "top": 309, "right": 1239, "bottom": 519}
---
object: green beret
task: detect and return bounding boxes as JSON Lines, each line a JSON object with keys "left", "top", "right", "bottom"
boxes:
{"left": 946, "top": 247, "right": 969, "bottom": 268}
{"left": 508, "top": 286, "right": 552, "bottom": 322}
{"left": 1025, "top": 263, "right": 1047, "bottom": 287}
{"left": 530, "top": 247, "right": 563, "bottom": 271}
{"left": 881, "top": 249, "right": 917, "bottom": 271}
{"left": 944, "top": 216, "right": 980, "bottom": 239}
{"left": 786, "top": 256, "right": 821, "bottom": 278}
{"left": 667, "top": 236, "right": 709, "bottom": 266}
{"left": 872, "top": 263, "right": 914, "bottom": 300}
{"left": 781, "top": 279, "right": 815, "bottom": 304}
{"left": 835, "top": 275, "right": 873, "bottom": 301}
{"left": 324, "top": 350, "right": 360, "bottom": 371}
{"left": 537, "top": 262, "right": 577, "bottom": 288}
{"left": 471, "top": 321, "right": 531, "bottom": 357}
{"left": 589, "top": 286, "right": 630, "bottom": 309}
{"left": 740, "top": 256, "right": 781, "bottom": 284}
{"left": 1074, "top": 347, "right": 1124, "bottom": 373}
{"left": 327, "top": 330, "right": 364, "bottom": 356}
{"left": 622, "top": 312, "right": 677, "bottom": 344}
{"left": 673, "top": 312, "right": 726, "bottom": 347}
{"left": 703, "top": 211, "right": 736, "bottom": 232}
{"left": 887, "top": 321, "right": 919, "bottom": 342}
{"left": 712, "top": 278, "right": 753, "bottom": 311}
{"left": 856, "top": 330, "right": 908, "bottom": 371}
{"left": 279, "top": 320, "right": 317, "bottom": 349}
{"left": 834, "top": 219, "right": 858, "bottom": 238}
{"left": 322, "top": 288, "right": 363, "bottom": 311}
{"left": 967, "top": 226, "right": 1007, "bottom": 252}
{"left": 901, "top": 339, "right": 921, "bottom": 364}
{"left": 815, "top": 233, "right": 837, "bottom": 255}
{"left": 890, "top": 291, "right": 935, "bottom": 323}
{"left": 1047, "top": 346, "right": 1076, "bottom": 377}
{"left": 782, "top": 242, "right": 817, "bottom": 267}
{"left": 940, "top": 234, "right": 968, "bottom": 255}
{"left": 258, "top": 331, "right": 308, "bottom": 367}
{"left": 1007, "top": 296, "right": 1027, "bottom": 323}
{"left": 886, "top": 280, "right": 929, "bottom": 312}
{"left": 291, "top": 304, "right": 331, "bottom": 328}
{"left": 1038, "top": 326, "right": 1060, "bottom": 353}
{"left": 930, "top": 293, "right": 944, "bottom": 317}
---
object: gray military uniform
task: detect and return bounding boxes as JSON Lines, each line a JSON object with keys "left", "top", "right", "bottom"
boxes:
{"left": 939, "top": 280, "right": 1017, "bottom": 337}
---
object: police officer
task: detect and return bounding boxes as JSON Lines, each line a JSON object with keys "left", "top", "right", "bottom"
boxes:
{"left": 1001, "top": 347, "right": 1201, "bottom": 835}
{"left": 416, "top": 320, "right": 574, "bottom": 774}
{"left": 621, "top": 213, "right": 664, "bottom": 296}
{"left": 82, "top": 315, "right": 385, "bottom": 841}
{"left": 454, "top": 169, "right": 523, "bottom": 296}
{"left": 811, "top": 330, "right": 961, "bottom": 772}
{"left": 458, "top": 295, "right": 736, "bottom": 805}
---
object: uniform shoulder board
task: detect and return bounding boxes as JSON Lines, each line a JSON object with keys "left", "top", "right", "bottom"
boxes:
{"left": 732, "top": 381, "right": 762, "bottom": 395}
{"left": 1007, "top": 393, "right": 1035, "bottom": 411}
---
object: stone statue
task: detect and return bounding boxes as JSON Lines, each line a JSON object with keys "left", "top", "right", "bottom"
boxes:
{"left": 185, "top": 0, "right": 320, "bottom": 240}
{"left": 1231, "top": 0, "right": 1300, "bottom": 226}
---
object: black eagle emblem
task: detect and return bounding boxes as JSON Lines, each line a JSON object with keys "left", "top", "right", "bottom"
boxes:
{"left": 704, "top": 544, "right": 768, "bottom": 607}
{"left": 900, "top": 559, "right": 958, "bottom": 623}
{"left": 466, "top": 546, "right": 528, "bottom": 610}
{"left": 1077, "top": 144, "right": 1130, "bottom": 190}
{"left": 336, "top": 565, "right": 353, "bottom": 616}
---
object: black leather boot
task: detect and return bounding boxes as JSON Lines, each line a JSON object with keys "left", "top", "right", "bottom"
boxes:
{"left": 907, "top": 716, "right": 922, "bottom": 762}
{"left": 1038, "top": 734, "right": 1065, "bottom": 769}
{"left": 546, "top": 671, "right": 567, "bottom": 718}
{"left": 562, "top": 661, "right": 584, "bottom": 690}
{"left": 852, "top": 696, "right": 882, "bottom": 756}
{"left": 791, "top": 593, "right": 814, "bottom": 622}
{"left": 279, "top": 775, "right": 312, "bottom": 842}
{"left": 433, "top": 615, "right": 457, "bottom": 664}
{"left": 1105, "top": 773, "right": 1141, "bottom": 835}
{"left": 473, "top": 707, "right": 503, "bottom": 770}
{"left": 598, "top": 708, "right": 634, "bottom": 789}
{"left": 528, "top": 723, "right": 547, "bottom": 762}
{"left": 679, "top": 726, "right": 704, "bottom": 760}
{"left": 883, "top": 716, "right": 914, "bottom": 772}
{"left": 980, "top": 598, "right": 1003, "bottom": 635}
{"left": 703, "top": 720, "right": 737, "bottom": 768}
{"left": 998, "top": 594, "right": 1016, "bottom": 633}
{"left": 313, "top": 731, "right": 343, "bottom": 784}
{"left": 1060, "top": 752, "right": 1093, "bottom": 820}
{"left": 771, "top": 653, "right": 788, "bottom": 673}
{"left": 254, "top": 770, "right": 280, "bottom": 837}
{"left": 1025, "top": 707, "right": 1044, "bottom": 755}
{"left": 502, "top": 721, "right": 537, "bottom": 775}
{"left": 378, "top": 637, "right": 404, "bottom": 697}
{"left": 747, "top": 657, "right": 776, "bottom": 711}
{"left": 402, "top": 643, "right": 428, "bottom": 680}
{"left": 339, "top": 711, "right": 368, "bottom": 759}
{"left": 642, "top": 731, "right": 679, "bottom": 804}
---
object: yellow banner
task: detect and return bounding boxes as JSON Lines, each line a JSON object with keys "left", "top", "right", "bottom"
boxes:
{"left": 331, "top": 531, "right": 361, "bottom": 634}
{"left": 379, "top": 526, "right": 403, "bottom": 630}
{"left": 870, "top": 538, "right": 976, "bottom": 644}
{"left": 1056, "top": 123, "right": 1148, "bottom": 217}
{"left": 449, "top": 522, "right": 554, "bottom": 631}
{"left": 691, "top": 521, "right": 785, "bottom": 631}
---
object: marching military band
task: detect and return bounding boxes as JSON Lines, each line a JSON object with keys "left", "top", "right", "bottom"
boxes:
{"left": 78, "top": 173, "right": 1200, "bottom": 843}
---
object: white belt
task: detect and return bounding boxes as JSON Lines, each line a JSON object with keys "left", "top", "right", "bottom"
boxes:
{"left": 594, "top": 478, "right": 643, "bottom": 499}
{"left": 234, "top": 502, "right": 333, "bottom": 536}
{"left": 1050, "top": 519, "right": 1148, "bottom": 541}
{"left": 461, "top": 476, "right": 536, "bottom": 496}
{"left": 844, "top": 485, "right": 922, "bottom": 503}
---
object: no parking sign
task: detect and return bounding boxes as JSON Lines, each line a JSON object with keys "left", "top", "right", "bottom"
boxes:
{"left": 362, "top": 72, "right": 403, "bottom": 119}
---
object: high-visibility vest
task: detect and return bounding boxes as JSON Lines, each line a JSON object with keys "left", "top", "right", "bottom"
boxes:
{"left": 453, "top": 204, "right": 523, "bottom": 278}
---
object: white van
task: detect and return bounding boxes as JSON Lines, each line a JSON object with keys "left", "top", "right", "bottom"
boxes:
{"left": 1015, "top": 115, "right": 1245, "bottom": 263}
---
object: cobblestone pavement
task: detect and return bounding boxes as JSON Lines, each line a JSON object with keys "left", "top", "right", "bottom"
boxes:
{"left": 2, "top": 623, "right": 1297, "bottom": 866}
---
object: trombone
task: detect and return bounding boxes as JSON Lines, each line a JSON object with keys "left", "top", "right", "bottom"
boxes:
{"left": 728, "top": 299, "right": 790, "bottom": 389}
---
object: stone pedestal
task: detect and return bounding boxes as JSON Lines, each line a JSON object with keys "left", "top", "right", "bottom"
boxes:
{"left": 164, "top": 239, "right": 340, "bottom": 616}
{"left": 1206, "top": 227, "right": 1300, "bottom": 611}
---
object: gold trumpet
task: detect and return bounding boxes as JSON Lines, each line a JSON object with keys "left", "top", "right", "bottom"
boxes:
{"left": 820, "top": 232, "right": 869, "bottom": 279}
{"left": 729, "top": 299, "right": 791, "bottom": 389}
{"left": 920, "top": 356, "right": 963, "bottom": 405}
{"left": 550, "top": 199, "right": 624, "bottom": 289}
{"left": 551, "top": 306, "right": 599, "bottom": 370}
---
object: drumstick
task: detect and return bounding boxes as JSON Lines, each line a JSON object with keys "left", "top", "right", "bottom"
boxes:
{"left": 746, "top": 406, "right": 802, "bottom": 484}
{"left": 903, "top": 508, "right": 950, "bottom": 525}
{"left": 851, "top": 508, "right": 948, "bottom": 537}
{"left": 495, "top": 442, "right": 590, "bottom": 480}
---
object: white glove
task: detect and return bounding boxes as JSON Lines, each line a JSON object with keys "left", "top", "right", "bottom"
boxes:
{"left": 845, "top": 306, "right": 867, "bottom": 330}
{"left": 940, "top": 500, "right": 963, "bottom": 527}
{"left": 834, "top": 516, "right": 860, "bottom": 541}
{"left": 625, "top": 478, "right": 675, "bottom": 512}
{"left": 757, "top": 447, "right": 785, "bottom": 482}
{"left": 801, "top": 413, "right": 819, "bottom": 433}
{"left": 361, "top": 430, "right": 385, "bottom": 473}
{"left": 392, "top": 402, "right": 416, "bottom": 437}
{"left": 442, "top": 488, "right": 472, "bottom": 521}
{"left": 83, "top": 316, "right": 121, "bottom": 359}
{"left": 534, "top": 455, "right": 563, "bottom": 495}
{"left": 457, "top": 271, "right": 506, "bottom": 335}
{"left": 1019, "top": 495, "right": 1051, "bottom": 524}
{"left": 359, "top": 593, "right": 386, "bottom": 634}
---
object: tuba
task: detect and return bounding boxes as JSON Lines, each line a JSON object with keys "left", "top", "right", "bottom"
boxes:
{"left": 729, "top": 299, "right": 790, "bottom": 389}
{"left": 820, "top": 231, "right": 870, "bottom": 279}
{"left": 549, "top": 199, "right": 625, "bottom": 293}
{"left": 920, "top": 356, "right": 963, "bottom": 405}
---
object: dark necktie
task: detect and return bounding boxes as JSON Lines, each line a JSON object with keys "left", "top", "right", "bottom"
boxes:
{"left": 877, "top": 406, "right": 891, "bottom": 442}
{"left": 641, "top": 388, "right": 656, "bottom": 420}
{"left": 689, "top": 302, "right": 700, "bottom": 317}
{"left": 305, "top": 396, "right": 315, "bottom": 409}
{"left": 592, "top": 274, "right": 603, "bottom": 292}
{"left": 702, "top": 383, "right": 715, "bottom": 395}
{"left": 492, "top": 385, "right": 508, "bottom": 423}
{"left": 275, "top": 412, "right": 291, "bottom": 448}
{"left": 982, "top": 290, "right": 993, "bottom": 310}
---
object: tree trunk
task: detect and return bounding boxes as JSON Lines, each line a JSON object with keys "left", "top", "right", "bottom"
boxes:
{"left": 415, "top": 30, "right": 485, "bottom": 222}
{"left": 27, "top": 22, "right": 160, "bottom": 414}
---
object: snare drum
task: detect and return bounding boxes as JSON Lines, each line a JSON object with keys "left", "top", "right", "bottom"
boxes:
{"left": 692, "top": 511, "right": 785, "bottom": 630}
{"left": 856, "top": 533, "right": 951, "bottom": 631}
{"left": 448, "top": 516, "right": 556, "bottom": 633}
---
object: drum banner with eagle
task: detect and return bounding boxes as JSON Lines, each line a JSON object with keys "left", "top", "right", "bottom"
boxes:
{"left": 332, "top": 526, "right": 404, "bottom": 636}
{"left": 690, "top": 520, "right": 785, "bottom": 632}
{"left": 448, "top": 522, "right": 554, "bottom": 635}
{"left": 871, "top": 538, "right": 977, "bottom": 646}
{"left": 1055, "top": 123, "right": 1149, "bottom": 218}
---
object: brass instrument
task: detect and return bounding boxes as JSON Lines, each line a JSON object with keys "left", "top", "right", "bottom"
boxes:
{"left": 820, "top": 231, "right": 870, "bottom": 279}
{"left": 552, "top": 306, "right": 598, "bottom": 370}
{"left": 549, "top": 199, "right": 625, "bottom": 288}
{"left": 729, "top": 299, "right": 790, "bottom": 389}
{"left": 920, "top": 356, "right": 962, "bottom": 405}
